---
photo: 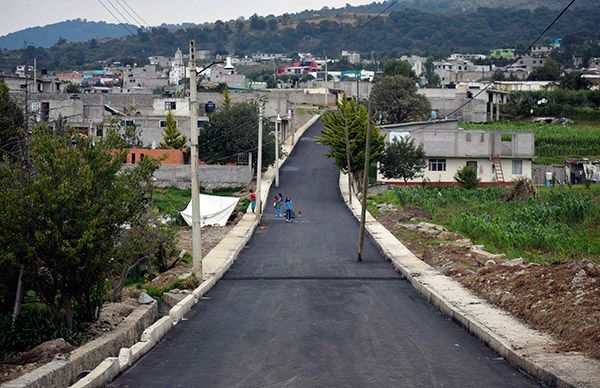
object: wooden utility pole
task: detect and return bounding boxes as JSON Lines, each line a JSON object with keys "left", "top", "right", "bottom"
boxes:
{"left": 358, "top": 100, "right": 372, "bottom": 262}
{"left": 275, "top": 114, "right": 281, "bottom": 188}
{"left": 189, "top": 40, "right": 203, "bottom": 280}
{"left": 256, "top": 104, "right": 263, "bottom": 219}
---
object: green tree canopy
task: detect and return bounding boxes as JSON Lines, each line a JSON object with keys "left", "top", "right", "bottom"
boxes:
{"left": 199, "top": 101, "right": 276, "bottom": 169}
{"left": 379, "top": 136, "right": 427, "bottom": 182}
{"left": 424, "top": 57, "right": 441, "bottom": 87}
{"left": 383, "top": 59, "right": 417, "bottom": 80}
{"left": 0, "top": 128, "right": 160, "bottom": 329}
{"left": 159, "top": 111, "right": 187, "bottom": 149}
{"left": 528, "top": 58, "right": 561, "bottom": 81}
{"left": 0, "top": 80, "right": 25, "bottom": 159}
{"left": 371, "top": 75, "right": 431, "bottom": 124}
{"left": 317, "top": 97, "right": 385, "bottom": 179}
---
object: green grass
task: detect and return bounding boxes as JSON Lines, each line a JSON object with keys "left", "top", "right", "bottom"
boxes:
{"left": 373, "top": 185, "right": 600, "bottom": 263}
{"left": 462, "top": 120, "right": 600, "bottom": 164}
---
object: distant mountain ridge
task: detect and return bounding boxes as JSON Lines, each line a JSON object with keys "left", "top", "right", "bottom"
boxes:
{"left": 2, "top": 0, "right": 596, "bottom": 50}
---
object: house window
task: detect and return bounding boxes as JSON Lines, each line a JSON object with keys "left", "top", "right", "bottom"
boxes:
{"left": 466, "top": 133, "right": 471, "bottom": 142}
{"left": 512, "top": 160, "right": 522, "bottom": 175}
{"left": 480, "top": 133, "right": 485, "bottom": 142}
{"left": 429, "top": 159, "right": 446, "bottom": 171}
{"left": 122, "top": 119, "right": 135, "bottom": 127}
{"left": 96, "top": 128, "right": 103, "bottom": 137}
{"left": 131, "top": 153, "right": 136, "bottom": 164}
{"left": 164, "top": 101, "right": 176, "bottom": 110}
{"left": 466, "top": 161, "right": 478, "bottom": 171}
{"left": 160, "top": 120, "right": 167, "bottom": 128}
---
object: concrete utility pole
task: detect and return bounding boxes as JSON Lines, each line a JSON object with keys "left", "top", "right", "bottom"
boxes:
{"left": 358, "top": 100, "right": 372, "bottom": 262}
{"left": 256, "top": 104, "right": 264, "bottom": 219}
{"left": 324, "top": 56, "right": 328, "bottom": 108}
{"left": 343, "top": 111, "right": 352, "bottom": 204}
{"left": 275, "top": 114, "right": 281, "bottom": 188}
{"left": 189, "top": 40, "right": 203, "bottom": 280}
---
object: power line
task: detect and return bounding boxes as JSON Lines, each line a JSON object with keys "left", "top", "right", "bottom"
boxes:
{"left": 118, "top": 0, "right": 152, "bottom": 28}
{"left": 341, "top": 0, "right": 399, "bottom": 44}
{"left": 443, "top": 0, "right": 577, "bottom": 119}
{"left": 113, "top": 0, "right": 147, "bottom": 28}
{"left": 96, "top": 0, "right": 135, "bottom": 35}
{"left": 105, "top": 0, "right": 139, "bottom": 28}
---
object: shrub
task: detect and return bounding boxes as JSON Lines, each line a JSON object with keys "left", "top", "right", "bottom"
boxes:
{"left": 454, "top": 166, "right": 480, "bottom": 189}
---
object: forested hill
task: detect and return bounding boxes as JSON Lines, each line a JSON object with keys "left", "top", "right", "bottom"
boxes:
{"left": 0, "top": 19, "right": 136, "bottom": 50}
{"left": 1, "top": 5, "right": 599, "bottom": 72}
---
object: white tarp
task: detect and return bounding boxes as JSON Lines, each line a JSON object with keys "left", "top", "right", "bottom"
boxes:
{"left": 180, "top": 194, "right": 240, "bottom": 227}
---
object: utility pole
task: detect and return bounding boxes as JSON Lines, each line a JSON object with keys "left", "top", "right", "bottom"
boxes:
{"left": 275, "top": 114, "right": 281, "bottom": 188}
{"left": 324, "top": 55, "right": 328, "bottom": 108}
{"left": 358, "top": 100, "right": 372, "bottom": 262}
{"left": 256, "top": 104, "right": 263, "bottom": 219}
{"left": 356, "top": 70, "right": 360, "bottom": 100}
{"left": 343, "top": 111, "right": 352, "bottom": 204}
{"left": 189, "top": 40, "right": 203, "bottom": 280}
{"left": 33, "top": 58, "right": 37, "bottom": 93}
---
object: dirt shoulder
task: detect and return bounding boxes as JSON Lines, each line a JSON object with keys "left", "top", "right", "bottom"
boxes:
{"left": 375, "top": 206, "right": 600, "bottom": 361}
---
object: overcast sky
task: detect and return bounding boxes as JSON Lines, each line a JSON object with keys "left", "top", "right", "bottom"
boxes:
{"left": 0, "top": 0, "right": 374, "bottom": 36}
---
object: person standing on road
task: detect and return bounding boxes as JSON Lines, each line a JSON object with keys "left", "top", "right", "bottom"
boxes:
{"left": 285, "top": 196, "right": 293, "bottom": 223}
{"left": 250, "top": 190, "right": 256, "bottom": 213}
{"left": 273, "top": 196, "right": 282, "bottom": 217}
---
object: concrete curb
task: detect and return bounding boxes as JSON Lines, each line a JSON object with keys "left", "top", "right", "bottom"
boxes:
{"left": 1, "top": 303, "right": 158, "bottom": 388}
{"left": 65, "top": 114, "right": 322, "bottom": 388}
{"left": 339, "top": 173, "right": 600, "bottom": 388}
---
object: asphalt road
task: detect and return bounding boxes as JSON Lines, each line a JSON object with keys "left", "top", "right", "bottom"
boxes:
{"left": 111, "top": 120, "right": 537, "bottom": 388}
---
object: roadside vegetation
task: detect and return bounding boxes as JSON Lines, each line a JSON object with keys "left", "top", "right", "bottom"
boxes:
{"left": 462, "top": 120, "right": 600, "bottom": 165}
{"left": 368, "top": 184, "right": 600, "bottom": 263}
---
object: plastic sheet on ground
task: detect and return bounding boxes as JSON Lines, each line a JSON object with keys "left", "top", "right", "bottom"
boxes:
{"left": 180, "top": 194, "right": 240, "bottom": 227}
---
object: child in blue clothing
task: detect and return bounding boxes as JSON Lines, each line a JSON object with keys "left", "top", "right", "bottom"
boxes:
{"left": 284, "top": 196, "right": 293, "bottom": 223}
{"left": 273, "top": 196, "right": 282, "bottom": 217}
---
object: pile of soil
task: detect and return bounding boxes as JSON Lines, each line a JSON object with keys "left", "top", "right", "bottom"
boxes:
{"left": 376, "top": 210, "right": 600, "bottom": 361}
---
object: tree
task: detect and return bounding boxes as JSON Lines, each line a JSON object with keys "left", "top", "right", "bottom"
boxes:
{"left": 424, "top": 57, "right": 441, "bottom": 87}
{"left": 454, "top": 165, "right": 480, "bottom": 189}
{"left": 317, "top": 97, "right": 385, "bottom": 186}
{"left": 199, "top": 101, "right": 276, "bottom": 169}
{"left": 371, "top": 75, "right": 431, "bottom": 124}
{"left": 159, "top": 111, "right": 187, "bottom": 149}
{"left": 560, "top": 71, "right": 592, "bottom": 90}
{"left": 0, "top": 80, "right": 25, "bottom": 159}
{"left": 222, "top": 86, "right": 232, "bottom": 109}
{"left": 528, "top": 58, "right": 561, "bottom": 81}
{"left": 379, "top": 136, "right": 427, "bottom": 182}
{"left": 66, "top": 83, "right": 80, "bottom": 93}
{"left": 383, "top": 59, "right": 417, "bottom": 80}
{"left": 0, "top": 128, "right": 160, "bottom": 329}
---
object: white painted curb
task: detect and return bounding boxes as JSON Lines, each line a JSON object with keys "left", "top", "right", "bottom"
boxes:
{"left": 140, "top": 316, "right": 173, "bottom": 343}
{"left": 68, "top": 357, "right": 119, "bottom": 388}
{"left": 339, "top": 172, "right": 600, "bottom": 388}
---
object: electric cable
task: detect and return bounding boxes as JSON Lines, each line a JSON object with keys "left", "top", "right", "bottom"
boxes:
{"left": 96, "top": 0, "right": 135, "bottom": 35}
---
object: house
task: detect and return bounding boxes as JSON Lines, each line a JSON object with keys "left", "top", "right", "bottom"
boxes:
{"left": 341, "top": 51, "right": 361, "bottom": 65}
{"left": 491, "top": 81, "right": 559, "bottom": 92}
{"left": 377, "top": 119, "right": 534, "bottom": 186}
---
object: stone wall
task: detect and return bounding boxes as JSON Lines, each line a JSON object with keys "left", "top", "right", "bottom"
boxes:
{"left": 152, "top": 164, "right": 253, "bottom": 190}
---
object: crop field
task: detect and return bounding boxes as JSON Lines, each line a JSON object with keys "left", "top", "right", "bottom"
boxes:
{"left": 369, "top": 185, "right": 600, "bottom": 263}
{"left": 462, "top": 121, "right": 600, "bottom": 164}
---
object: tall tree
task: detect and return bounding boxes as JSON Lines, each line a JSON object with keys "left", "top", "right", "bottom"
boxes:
{"left": 0, "top": 80, "right": 25, "bottom": 159}
{"left": 383, "top": 59, "right": 417, "bottom": 80}
{"left": 0, "top": 128, "right": 159, "bottom": 329}
{"left": 424, "top": 57, "right": 441, "bottom": 87}
{"left": 371, "top": 75, "right": 431, "bottom": 124}
{"left": 159, "top": 111, "right": 187, "bottom": 149}
{"left": 199, "top": 101, "right": 276, "bottom": 168}
{"left": 317, "top": 97, "right": 385, "bottom": 185}
{"left": 379, "top": 136, "right": 427, "bottom": 182}
{"left": 528, "top": 58, "right": 561, "bottom": 81}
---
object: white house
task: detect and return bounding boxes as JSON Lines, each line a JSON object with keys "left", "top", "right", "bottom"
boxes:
{"left": 377, "top": 120, "right": 534, "bottom": 186}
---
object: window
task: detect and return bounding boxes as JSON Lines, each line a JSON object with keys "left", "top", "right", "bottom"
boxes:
{"left": 512, "top": 160, "right": 522, "bottom": 175}
{"left": 429, "top": 159, "right": 446, "bottom": 171}
{"left": 466, "top": 133, "right": 471, "bottom": 142}
{"left": 131, "top": 153, "right": 136, "bottom": 164}
{"left": 164, "top": 101, "right": 176, "bottom": 110}
{"left": 160, "top": 120, "right": 167, "bottom": 128}
{"left": 466, "top": 161, "right": 478, "bottom": 171}
{"left": 480, "top": 133, "right": 485, "bottom": 142}
{"left": 122, "top": 119, "right": 135, "bottom": 127}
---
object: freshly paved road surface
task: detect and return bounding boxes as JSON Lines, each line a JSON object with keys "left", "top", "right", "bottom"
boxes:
{"left": 111, "top": 120, "right": 537, "bottom": 387}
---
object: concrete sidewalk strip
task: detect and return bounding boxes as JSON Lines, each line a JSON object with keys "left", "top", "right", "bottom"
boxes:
{"left": 339, "top": 173, "right": 600, "bottom": 388}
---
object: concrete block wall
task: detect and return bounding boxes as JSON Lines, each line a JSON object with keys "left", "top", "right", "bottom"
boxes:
{"left": 151, "top": 164, "right": 253, "bottom": 189}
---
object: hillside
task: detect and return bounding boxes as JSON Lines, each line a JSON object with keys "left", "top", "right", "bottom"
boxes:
{"left": 0, "top": 19, "right": 137, "bottom": 50}
{"left": 1, "top": 5, "right": 599, "bottom": 72}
